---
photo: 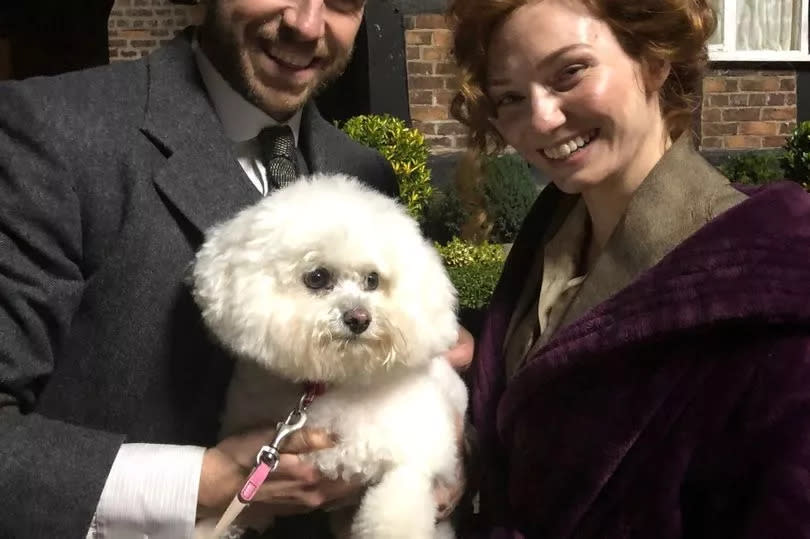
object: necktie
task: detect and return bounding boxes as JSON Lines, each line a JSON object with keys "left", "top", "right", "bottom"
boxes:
{"left": 257, "top": 125, "right": 299, "bottom": 193}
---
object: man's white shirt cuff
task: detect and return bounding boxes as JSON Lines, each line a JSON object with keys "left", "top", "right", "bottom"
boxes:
{"left": 88, "top": 443, "right": 204, "bottom": 539}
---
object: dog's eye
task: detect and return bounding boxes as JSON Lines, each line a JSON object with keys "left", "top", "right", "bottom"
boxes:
{"left": 303, "top": 267, "right": 331, "bottom": 290}
{"left": 365, "top": 272, "right": 379, "bottom": 291}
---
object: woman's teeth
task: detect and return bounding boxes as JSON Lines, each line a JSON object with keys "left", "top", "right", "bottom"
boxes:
{"left": 543, "top": 131, "right": 596, "bottom": 160}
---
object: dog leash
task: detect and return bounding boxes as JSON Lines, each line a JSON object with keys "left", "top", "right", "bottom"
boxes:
{"left": 208, "top": 382, "right": 327, "bottom": 539}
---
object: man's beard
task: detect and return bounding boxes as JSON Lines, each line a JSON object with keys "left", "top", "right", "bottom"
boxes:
{"left": 200, "top": 11, "right": 355, "bottom": 121}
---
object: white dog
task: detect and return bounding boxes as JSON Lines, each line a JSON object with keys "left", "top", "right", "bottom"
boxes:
{"left": 192, "top": 174, "right": 468, "bottom": 539}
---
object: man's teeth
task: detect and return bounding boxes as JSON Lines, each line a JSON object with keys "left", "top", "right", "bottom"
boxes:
{"left": 543, "top": 133, "right": 594, "bottom": 160}
{"left": 270, "top": 49, "right": 313, "bottom": 68}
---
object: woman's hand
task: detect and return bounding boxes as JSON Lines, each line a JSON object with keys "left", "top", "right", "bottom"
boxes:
{"left": 444, "top": 326, "right": 475, "bottom": 371}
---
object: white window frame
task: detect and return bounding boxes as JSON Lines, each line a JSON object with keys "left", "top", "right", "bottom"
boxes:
{"left": 709, "top": 0, "right": 810, "bottom": 61}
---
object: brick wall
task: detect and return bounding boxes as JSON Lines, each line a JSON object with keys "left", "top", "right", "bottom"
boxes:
{"left": 105, "top": 4, "right": 799, "bottom": 155}
{"left": 404, "top": 14, "right": 466, "bottom": 153}
{"left": 108, "top": 0, "right": 205, "bottom": 61}
{"left": 700, "top": 68, "right": 797, "bottom": 150}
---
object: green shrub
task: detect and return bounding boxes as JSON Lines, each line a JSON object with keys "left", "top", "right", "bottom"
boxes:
{"left": 421, "top": 188, "right": 467, "bottom": 245}
{"left": 341, "top": 114, "right": 434, "bottom": 219}
{"left": 436, "top": 238, "right": 506, "bottom": 310}
{"left": 719, "top": 151, "right": 784, "bottom": 185}
{"left": 446, "top": 262, "right": 504, "bottom": 310}
{"left": 435, "top": 237, "right": 505, "bottom": 267}
{"left": 482, "top": 153, "right": 538, "bottom": 243}
{"left": 781, "top": 121, "right": 810, "bottom": 191}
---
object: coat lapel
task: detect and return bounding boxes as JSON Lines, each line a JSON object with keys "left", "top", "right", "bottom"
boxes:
{"left": 141, "top": 32, "right": 260, "bottom": 237}
{"left": 557, "top": 136, "right": 746, "bottom": 330}
{"left": 298, "top": 102, "right": 353, "bottom": 174}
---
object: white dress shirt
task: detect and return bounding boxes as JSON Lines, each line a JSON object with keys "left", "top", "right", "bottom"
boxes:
{"left": 87, "top": 39, "right": 302, "bottom": 539}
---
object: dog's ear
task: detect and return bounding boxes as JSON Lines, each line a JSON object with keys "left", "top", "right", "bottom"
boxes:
{"left": 387, "top": 230, "right": 459, "bottom": 360}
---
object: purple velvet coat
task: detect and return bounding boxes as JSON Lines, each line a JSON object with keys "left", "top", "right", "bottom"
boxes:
{"left": 466, "top": 181, "right": 810, "bottom": 538}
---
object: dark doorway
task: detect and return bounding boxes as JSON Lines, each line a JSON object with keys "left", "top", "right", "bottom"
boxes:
{"left": 1, "top": 1, "right": 115, "bottom": 80}
{"left": 316, "top": 0, "right": 411, "bottom": 126}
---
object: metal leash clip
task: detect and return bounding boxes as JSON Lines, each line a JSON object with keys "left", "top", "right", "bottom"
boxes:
{"left": 255, "top": 406, "right": 308, "bottom": 470}
{"left": 212, "top": 388, "right": 323, "bottom": 538}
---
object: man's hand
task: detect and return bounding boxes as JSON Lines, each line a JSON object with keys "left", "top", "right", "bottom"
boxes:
{"left": 444, "top": 326, "right": 474, "bottom": 371}
{"left": 197, "top": 426, "right": 362, "bottom": 521}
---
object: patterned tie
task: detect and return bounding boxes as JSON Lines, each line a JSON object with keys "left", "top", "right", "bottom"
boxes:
{"left": 257, "top": 125, "right": 299, "bottom": 193}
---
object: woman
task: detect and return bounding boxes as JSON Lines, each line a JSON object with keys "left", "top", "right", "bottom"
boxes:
{"left": 448, "top": 0, "right": 810, "bottom": 537}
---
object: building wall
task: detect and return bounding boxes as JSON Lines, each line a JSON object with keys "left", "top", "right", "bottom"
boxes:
{"left": 108, "top": 0, "right": 204, "bottom": 61}
{"left": 700, "top": 67, "right": 797, "bottom": 150}
{"left": 106, "top": 3, "right": 798, "bottom": 155}
{"left": 404, "top": 14, "right": 466, "bottom": 153}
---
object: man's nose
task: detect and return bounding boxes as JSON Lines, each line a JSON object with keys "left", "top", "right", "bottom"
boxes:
{"left": 282, "top": 0, "right": 326, "bottom": 41}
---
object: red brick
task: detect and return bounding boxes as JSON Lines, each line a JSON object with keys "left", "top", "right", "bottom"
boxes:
{"left": 723, "top": 79, "right": 740, "bottom": 92}
{"left": 740, "top": 77, "right": 780, "bottom": 92}
{"left": 120, "top": 28, "right": 150, "bottom": 38}
{"left": 411, "top": 106, "right": 449, "bottom": 122}
{"left": 727, "top": 93, "right": 749, "bottom": 106}
{"left": 766, "top": 93, "right": 787, "bottom": 106}
{"left": 406, "top": 47, "right": 420, "bottom": 60}
{"left": 707, "top": 94, "right": 729, "bottom": 107}
{"left": 722, "top": 108, "right": 760, "bottom": 121}
{"left": 779, "top": 121, "right": 797, "bottom": 134}
{"left": 703, "top": 77, "right": 726, "bottom": 93}
{"left": 725, "top": 135, "right": 762, "bottom": 149}
{"left": 405, "top": 30, "right": 433, "bottom": 46}
{"left": 702, "top": 108, "right": 722, "bottom": 122}
{"left": 738, "top": 122, "right": 780, "bottom": 136}
{"left": 409, "top": 90, "right": 434, "bottom": 105}
{"left": 408, "top": 77, "right": 445, "bottom": 90}
{"left": 432, "top": 30, "right": 454, "bottom": 48}
{"left": 435, "top": 121, "right": 468, "bottom": 136}
{"left": 410, "top": 14, "right": 449, "bottom": 29}
{"left": 411, "top": 120, "right": 436, "bottom": 135}
{"left": 422, "top": 47, "right": 450, "bottom": 61}
{"left": 780, "top": 77, "right": 797, "bottom": 91}
{"left": 407, "top": 61, "right": 433, "bottom": 75}
{"left": 435, "top": 63, "right": 459, "bottom": 76}
{"left": 434, "top": 89, "right": 458, "bottom": 105}
{"left": 762, "top": 135, "right": 788, "bottom": 148}
{"left": 748, "top": 94, "right": 768, "bottom": 106}
{"left": 443, "top": 76, "right": 461, "bottom": 90}
{"left": 700, "top": 136, "right": 724, "bottom": 149}
{"left": 761, "top": 107, "right": 795, "bottom": 121}
{"left": 702, "top": 122, "right": 737, "bottom": 136}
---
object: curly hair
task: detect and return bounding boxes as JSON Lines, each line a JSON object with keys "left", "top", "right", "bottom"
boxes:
{"left": 448, "top": 0, "right": 716, "bottom": 153}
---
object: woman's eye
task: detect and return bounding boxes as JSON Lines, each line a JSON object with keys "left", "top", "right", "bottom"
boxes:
{"left": 556, "top": 64, "right": 587, "bottom": 89}
{"left": 494, "top": 93, "right": 524, "bottom": 108}
{"left": 303, "top": 267, "right": 332, "bottom": 290}
{"left": 365, "top": 272, "right": 379, "bottom": 291}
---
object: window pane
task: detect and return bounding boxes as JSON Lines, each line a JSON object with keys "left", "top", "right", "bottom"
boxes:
{"left": 709, "top": 0, "right": 723, "bottom": 44}
{"left": 737, "top": 0, "right": 802, "bottom": 50}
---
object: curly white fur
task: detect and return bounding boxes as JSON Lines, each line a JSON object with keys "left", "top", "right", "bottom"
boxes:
{"left": 192, "top": 174, "right": 467, "bottom": 539}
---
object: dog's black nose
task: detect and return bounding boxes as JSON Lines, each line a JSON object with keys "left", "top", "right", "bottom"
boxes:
{"left": 343, "top": 307, "right": 371, "bottom": 334}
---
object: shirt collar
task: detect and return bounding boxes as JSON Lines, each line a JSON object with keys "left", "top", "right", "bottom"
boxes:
{"left": 192, "top": 37, "right": 302, "bottom": 145}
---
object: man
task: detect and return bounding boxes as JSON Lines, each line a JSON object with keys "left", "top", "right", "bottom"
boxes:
{"left": 0, "top": 0, "right": 473, "bottom": 537}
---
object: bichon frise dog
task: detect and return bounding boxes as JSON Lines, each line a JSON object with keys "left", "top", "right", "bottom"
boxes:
{"left": 192, "top": 174, "right": 468, "bottom": 539}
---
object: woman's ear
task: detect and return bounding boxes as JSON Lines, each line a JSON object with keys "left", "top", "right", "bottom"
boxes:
{"left": 643, "top": 58, "right": 671, "bottom": 95}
